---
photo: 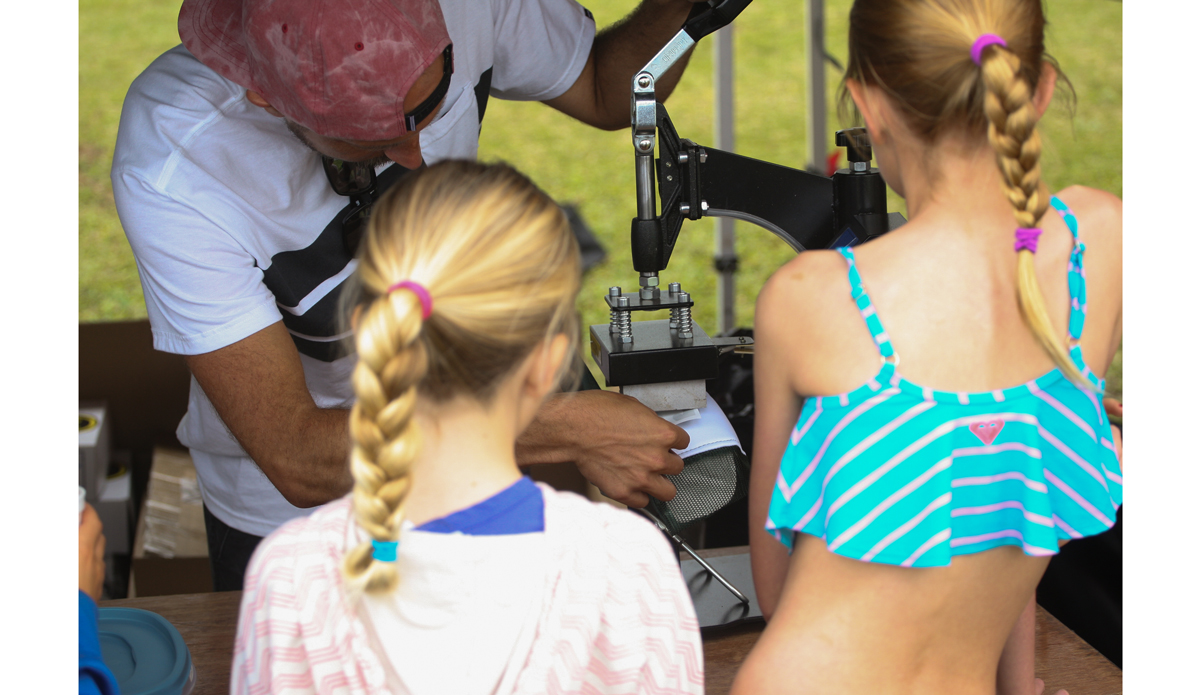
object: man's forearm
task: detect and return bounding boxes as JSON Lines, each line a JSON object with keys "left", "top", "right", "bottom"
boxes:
{"left": 589, "top": 0, "right": 700, "bottom": 129}
{"left": 219, "top": 398, "right": 352, "bottom": 509}
{"left": 185, "top": 323, "right": 354, "bottom": 510}
{"left": 267, "top": 406, "right": 354, "bottom": 508}
{"left": 514, "top": 392, "right": 580, "bottom": 467}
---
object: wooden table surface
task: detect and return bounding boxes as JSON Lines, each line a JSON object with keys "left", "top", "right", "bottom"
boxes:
{"left": 101, "top": 548, "right": 1121, "bottom": 695}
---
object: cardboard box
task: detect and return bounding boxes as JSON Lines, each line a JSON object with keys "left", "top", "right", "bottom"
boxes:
{"left": 130, "top": 447, "right": 212, "bottom": 597}
{"left": 96, "top": 467, "right": 134, "bottom": 555}
{"left": 79, "top": 404, "right": 110, "bottom": 504}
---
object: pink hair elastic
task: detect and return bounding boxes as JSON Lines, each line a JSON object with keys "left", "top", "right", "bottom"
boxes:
{"left": 971, "top": 33, "right": 1008, "bottom": 65}
{"left": 387, "top": 280, "right": 433, "bottom": 319}
{"left": 1014, "top": 228, "right": 1042, "bottom": 253}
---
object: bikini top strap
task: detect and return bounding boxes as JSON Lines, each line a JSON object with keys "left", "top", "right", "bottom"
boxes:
{"left": 1048, "top": 195, "right": 1104, "bottom": 388}
{"left": 838, "top": 247, "right": 896, "bottom": 360}
{"left": 1048, "top": 195, "right": 1087, "bottom": 342}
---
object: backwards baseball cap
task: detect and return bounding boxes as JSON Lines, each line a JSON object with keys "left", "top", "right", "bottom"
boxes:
{"left": 179, "top": 0, "right": 452, "bottom": 141}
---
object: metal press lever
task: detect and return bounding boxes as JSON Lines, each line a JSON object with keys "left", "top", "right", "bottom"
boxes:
{"left": 632, "top": 0, "right": 754, "bottom": 298}
{"left": 632, "top": 0, "right": 753, "bottom": 90}
{"left": 635, "top": 508, "right": 751, "bottom": 605}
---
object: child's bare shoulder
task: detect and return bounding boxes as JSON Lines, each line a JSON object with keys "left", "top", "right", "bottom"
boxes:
{"left": 758, "top": 249, "right": 849, "bottom": 326}
{"left": 1054, "top": 185, "right": 1121, "bottom": 248}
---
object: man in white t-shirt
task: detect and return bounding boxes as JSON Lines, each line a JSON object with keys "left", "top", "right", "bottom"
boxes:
{"left": 112, "top": 0, "right": 702, "bottom": 590}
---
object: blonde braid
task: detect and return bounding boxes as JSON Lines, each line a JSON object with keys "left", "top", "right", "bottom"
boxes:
{"left": 343, "top": 289, "right": 430, "bottom": 595}
{"left": 979, "top": 45, "right": 1088, "bottom": 386}
{"left": 336, "top": 160, "right": 581, "bottom": 598}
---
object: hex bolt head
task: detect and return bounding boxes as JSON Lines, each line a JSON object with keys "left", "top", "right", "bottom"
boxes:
{"left": 699, "top": 151, "right": 708, "bottom": 164}
{"left": 618, "top": 334, "right": 633, "bottom": 344}
{"left": 700, "top": 200, "right": 709, "bottom": 212}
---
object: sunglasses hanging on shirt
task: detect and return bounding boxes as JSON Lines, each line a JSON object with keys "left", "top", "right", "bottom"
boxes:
{"left": 322, "top": 157, "right": 380, "bottom": 256}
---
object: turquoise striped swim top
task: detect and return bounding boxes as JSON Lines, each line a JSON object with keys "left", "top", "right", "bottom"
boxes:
{"left": 765, "top": 197, "right": 1122, "bottom": 567}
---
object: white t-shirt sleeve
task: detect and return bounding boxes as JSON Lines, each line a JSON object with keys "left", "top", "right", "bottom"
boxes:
{"left": 487, "top": 0, "right": 596, "bottom": 102}
{"left": 113, "top": 169, "right": 282, "bottom": 356}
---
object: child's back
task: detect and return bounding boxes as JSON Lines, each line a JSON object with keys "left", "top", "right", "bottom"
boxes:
{"left": 229, "top": 161, "right": 703, "bottom": 695}
{"left": 740, "top": 1, "right": 1121, "bottom": 693}
{"left": 742, "top": 186, "right": 1119, "bottom": 695}
{"left": 233, "top": 487, "right": 701, "bottom": 694}
{"left": 766, "top": 184, "right": 1119, "bottom": 400}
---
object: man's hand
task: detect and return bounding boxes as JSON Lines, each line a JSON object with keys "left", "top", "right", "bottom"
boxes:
{"left": 79, "top": 504, "right": 106, "bottom": 601}
{"left": 517, "top": 390, "right": 689, "bottom": 508}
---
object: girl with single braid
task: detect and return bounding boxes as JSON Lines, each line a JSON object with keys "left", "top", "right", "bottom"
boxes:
{"left": 231, "top": 161, "right": 703, "bottom": 695}
{"left": 737, "top": 1, "right": 1121, "bottom": 694}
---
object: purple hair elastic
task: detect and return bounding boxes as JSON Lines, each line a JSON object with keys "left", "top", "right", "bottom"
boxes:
{"left": 1014, "top": 228, "right": 1042, "bottom": 253}
{"left": 971, "top": 33, "right": 1008, "bottom": 65}
{"left": 387, "top": 280, "right": 433, "bottom": 319}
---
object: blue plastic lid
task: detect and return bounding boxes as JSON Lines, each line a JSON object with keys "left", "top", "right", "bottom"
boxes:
{"left": 98, "top": 607, "right": 196, "bottom": 695}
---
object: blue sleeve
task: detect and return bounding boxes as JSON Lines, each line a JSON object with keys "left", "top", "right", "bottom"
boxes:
{"left": 79, "top": 590, "right": 120, "bottom": 695}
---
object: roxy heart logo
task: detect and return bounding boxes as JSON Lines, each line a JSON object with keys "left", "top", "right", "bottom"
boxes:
{"left": 969, "top": 419, "right": 1005, "bottom": 445}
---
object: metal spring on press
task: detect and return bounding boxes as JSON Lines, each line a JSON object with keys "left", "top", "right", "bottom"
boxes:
{"left": 608, "top": 286, "right": 622, "bottom": 334}
{"left": 677, "top": 292, "right": 693, "bottom": 338}
{"left": 617, "top": 304, "right": 633, "bottom": 342}
{"left": 668, "top": 282, "right": 682, "bottom": 329}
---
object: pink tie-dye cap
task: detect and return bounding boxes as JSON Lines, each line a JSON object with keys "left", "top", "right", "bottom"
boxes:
{"left": 179, "top": 0, "right": 450, "bottom": 141}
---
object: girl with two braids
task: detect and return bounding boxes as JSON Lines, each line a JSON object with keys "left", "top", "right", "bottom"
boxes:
{"left": 231, "top": 161, "right": 704, "bottom": 695}
{"left": 739, "top": 1, "right": 1121, "bottom": 694}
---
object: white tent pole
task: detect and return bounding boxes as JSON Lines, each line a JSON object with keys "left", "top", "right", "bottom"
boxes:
{"left": 713, "top": 25, "right": 736, "bottom": 335}
{"left": 806, "top": 0, "right": 826, "bottom": 174}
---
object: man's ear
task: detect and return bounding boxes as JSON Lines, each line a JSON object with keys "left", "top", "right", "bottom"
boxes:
{"left": 1032, "top": 61, "right": 1058, "bottom": 119}
{"left": 245, "top": 90, "right": 285, "bottom": 118}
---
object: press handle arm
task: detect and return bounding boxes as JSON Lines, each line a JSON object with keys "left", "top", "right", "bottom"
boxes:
{"left": 683, "top": 0, "right": 754, "bottom": 42}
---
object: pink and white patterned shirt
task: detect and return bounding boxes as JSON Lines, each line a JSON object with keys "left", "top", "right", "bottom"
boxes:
{"left": 232, "top": 485, "right": 704, "bottom": 694}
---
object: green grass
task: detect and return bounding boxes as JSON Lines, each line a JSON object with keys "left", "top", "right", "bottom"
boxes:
{"left": 79, "top": 0, "right": 1121, "bottom": 394}
{"left": 79, "top": 0, "right": 182, "bottom": 322}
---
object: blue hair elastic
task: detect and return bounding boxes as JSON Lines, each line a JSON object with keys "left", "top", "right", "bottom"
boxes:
{"left": 371, "top": 538, "right": 399, "bottom": 562}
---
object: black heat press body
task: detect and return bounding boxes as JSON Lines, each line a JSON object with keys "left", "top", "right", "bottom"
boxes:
{"left": 589, "top": 0, "right": 906, "bottom": 411}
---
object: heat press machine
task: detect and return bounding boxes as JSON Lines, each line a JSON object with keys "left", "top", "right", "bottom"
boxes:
{"left": 588, "top": 0, "right": 906, "bottom": 624}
